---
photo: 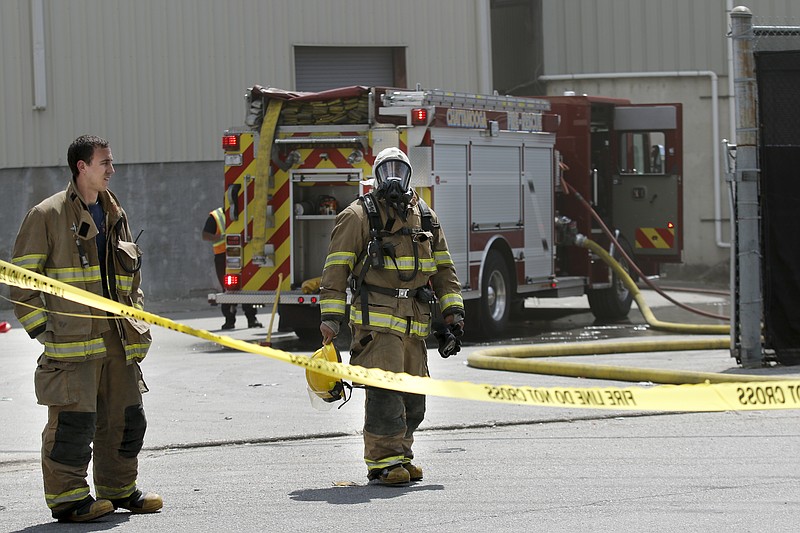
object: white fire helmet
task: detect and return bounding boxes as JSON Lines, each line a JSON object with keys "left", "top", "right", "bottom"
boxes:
{"left": 373, "top": 147, "right": 413, "bottom": 192}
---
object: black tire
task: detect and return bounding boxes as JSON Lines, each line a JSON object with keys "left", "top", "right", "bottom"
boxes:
{"left": 292, "top": 327, "right": 322, "bottom": 343}
{"left": 278, "top": 304, "right": 322, "bottom": 343}
{"left": 472, "top": 250, "right": 513, "bottom": 338}
{"left": 586, "top": 236, "right": 637, "bottom": 320}
{"left": 292, "top": 326, "right": 352, "bottom": 351}
{"left": 281, "top": 304, "right": 352, "bottom": 350}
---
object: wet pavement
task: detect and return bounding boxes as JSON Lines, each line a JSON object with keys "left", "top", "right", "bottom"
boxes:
{"left": 5, "top": 284, "right": 799, "bottom": 531}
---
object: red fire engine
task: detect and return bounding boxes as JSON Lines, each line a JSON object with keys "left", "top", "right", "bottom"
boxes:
{"left": 210, "top": 85, "right": 682, "bottom": 339}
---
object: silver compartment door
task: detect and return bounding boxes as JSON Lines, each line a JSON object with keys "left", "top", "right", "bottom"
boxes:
{"left": 470, "top": 145, "right": 521, "bottom": 230}
{"left": 523, "top": 146, "right": 555, "bottom": 279}
{"left": 430, "top": 142, "right": 469, "bottom": 286}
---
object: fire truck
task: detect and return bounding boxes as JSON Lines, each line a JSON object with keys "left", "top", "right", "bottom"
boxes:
{"left": 211, "top": 85, "right": 682, "bottom": 339}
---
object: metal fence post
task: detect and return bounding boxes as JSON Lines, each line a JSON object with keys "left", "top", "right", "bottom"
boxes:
{"left": 730, "top": 6, "right": 763, "bottom": 368}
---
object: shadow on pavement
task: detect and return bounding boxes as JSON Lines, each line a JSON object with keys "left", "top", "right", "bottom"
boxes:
{"left": 288, "top": 482, "right": 444, "bottom": 505}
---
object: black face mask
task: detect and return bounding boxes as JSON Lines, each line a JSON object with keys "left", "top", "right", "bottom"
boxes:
{"left": 376, "top": 179, "right": 413, "bottom": 220}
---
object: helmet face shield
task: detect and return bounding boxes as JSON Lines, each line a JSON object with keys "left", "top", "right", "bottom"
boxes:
{"left": 372, "top": 147, "right": 414, "bottom": 219}
{"left": 306, "top": 343, "right": 350, "bottom": 410}
{"left": 374, "top": 159, "right": 412, "bottom": 191}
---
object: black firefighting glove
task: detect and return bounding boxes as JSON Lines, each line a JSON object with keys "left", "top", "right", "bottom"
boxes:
{"left": 434, "top": 321, "right": 463, "bottom": 358}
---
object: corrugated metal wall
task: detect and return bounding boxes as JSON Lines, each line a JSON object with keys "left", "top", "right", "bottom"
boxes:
{"left": 0, "top": 0, "right": 483, "bottom": 170}
{"left": 540, "top": 0, "right": 800, "bottom": 76}
{"left": 541, "top": 0, "right": 727, "bottom": 74}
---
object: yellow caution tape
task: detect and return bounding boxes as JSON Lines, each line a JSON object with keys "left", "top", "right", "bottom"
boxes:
{"left": 2, "top": 258, "right": 799, "bottom": 411}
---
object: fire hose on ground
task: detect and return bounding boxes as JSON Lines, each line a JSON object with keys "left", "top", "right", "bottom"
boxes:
{"left": 564, "top": 180, "right": 729, "bottom": 321}
{"left": 465, "top": 235, "right": 755, "bottom": 385}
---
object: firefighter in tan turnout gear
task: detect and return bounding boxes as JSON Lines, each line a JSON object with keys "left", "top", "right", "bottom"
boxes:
{"left": 11, "top": 135, "right": 162, "bottom": 522}
{"left": 319, "top": 147, "right": 465, "bottom": 485}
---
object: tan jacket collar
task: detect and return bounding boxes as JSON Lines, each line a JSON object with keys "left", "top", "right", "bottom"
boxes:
{"left": 66, "top": 181, "right": 123, "bottom": 239}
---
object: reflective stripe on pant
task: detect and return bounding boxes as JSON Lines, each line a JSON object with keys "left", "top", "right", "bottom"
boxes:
{"left": 363, "top": 387, "right": 426, "bottom": 471}
{"left": 349, "top": 327, "right": 428, "bottom": 471}
{"left": 39, "top": 325, "right": 146, "bottom": 511}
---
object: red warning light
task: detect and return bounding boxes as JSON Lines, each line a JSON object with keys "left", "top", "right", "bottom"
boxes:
{"left": 411, "top": 108, "right": 428, "bottom": 125}
{"left": 223, "top": 274, "right": 240, "bottom": 290}
{"left": 667, "top": 222, "right": 675, "bottom": 229}
{"left": 222, "top": 134, "right": 240, "bottom": 151}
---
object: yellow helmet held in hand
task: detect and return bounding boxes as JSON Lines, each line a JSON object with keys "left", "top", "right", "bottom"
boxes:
{"left": 306, "top": 343, "right": 351, "bottom": 407}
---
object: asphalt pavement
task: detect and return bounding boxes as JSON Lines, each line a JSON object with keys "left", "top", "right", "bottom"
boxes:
{"left": 2, "top": 289, "right": 800, "bottom": 532}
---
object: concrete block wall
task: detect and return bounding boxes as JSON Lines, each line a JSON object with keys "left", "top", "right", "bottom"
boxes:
{"left": 0, "top": 162, "right": 222, "bottom": 310}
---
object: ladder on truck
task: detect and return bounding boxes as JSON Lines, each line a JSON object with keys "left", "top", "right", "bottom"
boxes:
{"left": 382, "top": 88, "right": 551, "bottom": 113}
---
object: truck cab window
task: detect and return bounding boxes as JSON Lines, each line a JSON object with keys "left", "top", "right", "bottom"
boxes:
{"left": 618, "top": 131, "right": 665, "bottom": 175}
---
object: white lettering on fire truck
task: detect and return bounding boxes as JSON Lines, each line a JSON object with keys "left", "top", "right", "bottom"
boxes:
{"left": 508, "top": 111, "right": 543, "bottom": 132}
{"left": 446, "top": 108, "right": 487, "bottom": 129}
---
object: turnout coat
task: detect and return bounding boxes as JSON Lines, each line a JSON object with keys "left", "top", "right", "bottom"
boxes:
{"left": 320, "top": 193, "right": 464, "bottom": 339}
{"left": 11, "top": 181, "right": 151, "bottom": 363}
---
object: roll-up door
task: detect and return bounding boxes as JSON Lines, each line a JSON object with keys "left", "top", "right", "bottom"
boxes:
{"left": 295, "top": 47, "right": 396, "bottom": 91}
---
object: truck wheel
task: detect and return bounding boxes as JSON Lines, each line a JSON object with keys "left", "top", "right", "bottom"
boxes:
{"left": 472, "top": 250, "right": 512, "bottom": 338}
{"left": 282, "top": 304, "right": 352, "bottom": 349}
{"left": 278, "top": 304, "right": 322, "bottom": 343}
{"left": 586, "top": 237, "right": 637, "bottom": 320}
{"left": 293, "top": 326, "right": 351, "bottom": 351}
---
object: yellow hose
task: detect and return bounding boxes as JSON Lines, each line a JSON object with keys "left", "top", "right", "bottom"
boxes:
{"left": 579, "top": 236, "right": 729, "bottom": 335}
{"left": 466, "top": 237, "right": 743, "bottom": 384}
{"left": 467, "top": 350, "right": 781, "bottom": 384}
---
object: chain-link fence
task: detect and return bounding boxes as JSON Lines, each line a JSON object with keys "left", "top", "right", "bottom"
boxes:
{"left": 752, "top": 16, "right": 800, "bottom": 51}
{"left": 730, "top": 8, "right": 800, "bottom": 367}
{"left": 753, "top": 18, "right": 800, "bottom": 147}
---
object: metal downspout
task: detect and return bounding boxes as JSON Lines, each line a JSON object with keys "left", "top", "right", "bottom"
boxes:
{"left": 476, "top": 0, "right": 493, "bottom": 94}
{"left": 727, "top": 0, "right": 737, "bottom": 145}
{"left": 31, "top": 0, "right": 47, "bottom": 110}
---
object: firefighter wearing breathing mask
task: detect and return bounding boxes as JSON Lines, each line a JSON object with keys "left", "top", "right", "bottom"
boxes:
{"left": 319, "top": 146, "right": 465, "bottom": 485}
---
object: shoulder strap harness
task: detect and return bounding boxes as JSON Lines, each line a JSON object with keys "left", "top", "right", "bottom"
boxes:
{"left": 351, "top": 193, "right": 436, "bottom": 326}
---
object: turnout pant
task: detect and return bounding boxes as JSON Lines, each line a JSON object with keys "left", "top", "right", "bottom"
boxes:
{"left": 349, "top": 327, "right": 428, "bottom": 473}
{"left": 36, "top": 326, "right": 146, "bottom": 513}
